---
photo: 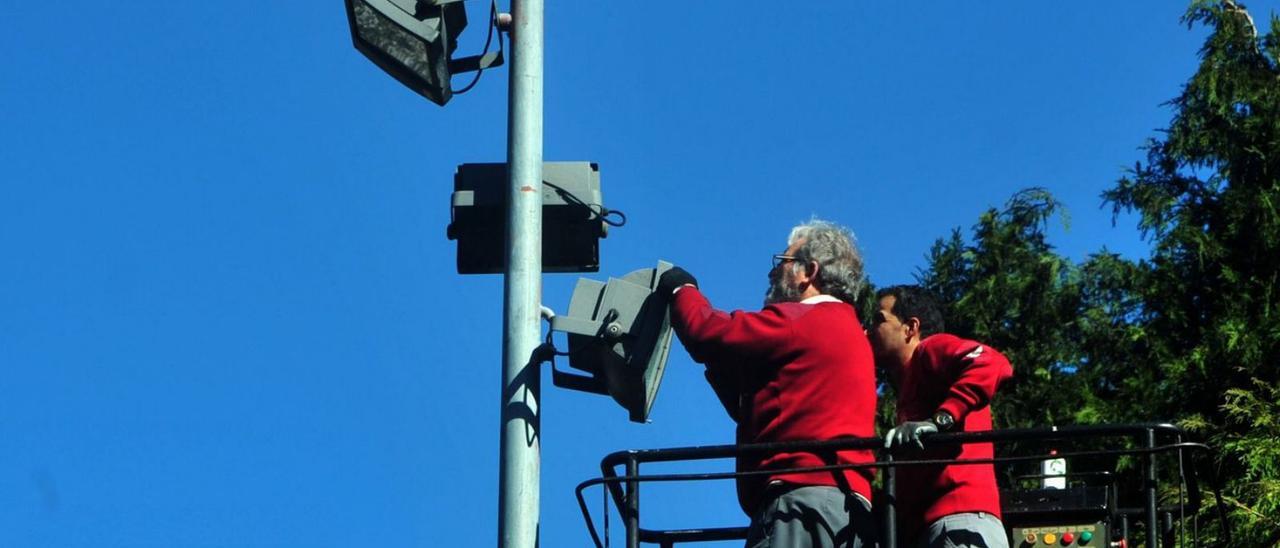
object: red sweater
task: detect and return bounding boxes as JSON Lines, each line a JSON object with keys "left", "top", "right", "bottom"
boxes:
{"left": 669, "top": 288, "right": 878, "bottom": 515}
{"left": 895, "top": 334, "right": 1013, "bottom": 535}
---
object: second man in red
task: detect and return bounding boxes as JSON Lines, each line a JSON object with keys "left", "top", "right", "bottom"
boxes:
{"left": 868, "top": 285, "right": 1013, "bottom": 548}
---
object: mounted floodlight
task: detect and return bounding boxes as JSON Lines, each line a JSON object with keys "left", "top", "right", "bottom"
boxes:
{"left": 345, "top": 0, "right": 501, "bottom": 106}
{"left": 448, "top": 162, "right": 610, "bottom": 274}
{"left": 549, "top": 261, "right": 676, "bottom": 423}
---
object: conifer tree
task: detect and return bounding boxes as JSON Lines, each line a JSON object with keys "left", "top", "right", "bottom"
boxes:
{"left": 1102, "top": 1, "right": 1280, "bottom": 542}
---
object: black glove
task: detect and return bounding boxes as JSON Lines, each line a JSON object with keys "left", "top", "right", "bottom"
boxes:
{"left": 657, "top": 267, "right": 698, "bottom": 297}
{"left": 884, "top": 420, "right": 939, "bottom": 450}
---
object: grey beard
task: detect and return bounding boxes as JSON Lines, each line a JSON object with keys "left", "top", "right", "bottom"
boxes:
{"left": 764, "top": 277, "right": 803, "bottom": 305}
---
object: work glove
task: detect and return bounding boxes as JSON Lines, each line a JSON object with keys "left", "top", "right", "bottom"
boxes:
{"left": 657, "top": 267, "right": 698, "bottom": 298}
{"left": 884, "top": 420, "right": 939, "bottom": 451}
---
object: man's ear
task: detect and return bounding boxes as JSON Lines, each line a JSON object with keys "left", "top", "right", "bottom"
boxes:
{"left": 905, "top": 317, "right": 922, "bottom": 342}
{"left": 797, "top": 261, "right": 820, "bottom": 289}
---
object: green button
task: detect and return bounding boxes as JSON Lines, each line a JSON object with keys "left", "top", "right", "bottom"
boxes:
{"left": 1080, "top": 531, "right": 1093, "bottom": 544}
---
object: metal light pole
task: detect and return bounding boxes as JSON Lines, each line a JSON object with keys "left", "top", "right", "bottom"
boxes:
{"left": 498, "top": 0, "right": 543, "bottom": 546}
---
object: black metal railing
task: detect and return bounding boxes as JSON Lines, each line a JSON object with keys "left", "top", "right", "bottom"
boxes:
{"left": 574, "top": 423, "right": 1229, "bottom": 548}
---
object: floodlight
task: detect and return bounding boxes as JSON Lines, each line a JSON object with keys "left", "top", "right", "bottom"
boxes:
{"left": 549, "top": 261, "right": 676, "bottom": 423}
{"left": 345, "top": 0, "right": 467, "bottom": 105}
{"left": 447, "top": 162, "right": 609, "bottom": 274}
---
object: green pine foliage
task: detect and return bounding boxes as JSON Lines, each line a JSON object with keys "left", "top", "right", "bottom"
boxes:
{"left": 904, "top": 2, "right": 1280, "bottom": 543}
{"left": 1104, "top": 1, "right": 1280, "bottom": 543}
{"left": 917, "top": 188, "right": 1096, "bottom": 430}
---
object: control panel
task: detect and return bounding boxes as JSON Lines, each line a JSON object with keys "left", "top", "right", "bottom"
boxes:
{"left": 1012, "top": 523, "right": 1112, "bottom": 547}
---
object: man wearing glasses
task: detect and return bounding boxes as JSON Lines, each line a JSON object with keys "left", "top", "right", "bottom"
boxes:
{"left": 657, "top": 219, "right": 878, "bottom": 548}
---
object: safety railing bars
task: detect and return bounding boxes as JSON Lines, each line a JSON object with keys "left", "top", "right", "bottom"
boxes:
{"left": 574, "top": 422, "right": 1229, "bottom": 548}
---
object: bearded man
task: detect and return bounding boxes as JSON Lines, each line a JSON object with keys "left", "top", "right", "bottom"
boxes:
{"left": 658, "top": 219, "right": 878, "bottom": 548}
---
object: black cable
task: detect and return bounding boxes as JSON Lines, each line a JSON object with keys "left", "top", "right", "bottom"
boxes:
{"left": 451, "top": 0, "right": 501, "bottom": 95}
{"left": 544, "top": 181, "right": 628, "bottom": 227}
{"left": 543, "top": 329, "right": 588, "bottom": 360}
{"left": 590, "top": 204, "right": 627, "bottom": 227}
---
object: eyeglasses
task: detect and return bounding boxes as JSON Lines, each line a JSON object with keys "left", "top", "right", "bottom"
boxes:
{"left": 772, "top": 254, "right": 798, "bottom": 269}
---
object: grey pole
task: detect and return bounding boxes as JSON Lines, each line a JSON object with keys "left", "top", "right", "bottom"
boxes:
{"left": 498, "top": 0, "right": 543, "bottom": 546}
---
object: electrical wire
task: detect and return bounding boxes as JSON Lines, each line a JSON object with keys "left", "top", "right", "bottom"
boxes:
{"left": 539, "top": 315, "right": 606, "bottom": 395}
{"left": 544, "top": 180, "right": 628, "bottom": 227}
{"left": 451, "top": 0, "right": 502, "bottom": 96}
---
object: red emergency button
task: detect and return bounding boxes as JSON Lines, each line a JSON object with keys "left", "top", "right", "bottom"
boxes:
{"left": 1062, "top": 532, "right": 1075, "bottom": 544}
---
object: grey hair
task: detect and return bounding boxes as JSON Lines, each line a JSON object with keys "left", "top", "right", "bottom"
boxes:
{"left": 787, "top": 219, "right": 866, "bottom": 303}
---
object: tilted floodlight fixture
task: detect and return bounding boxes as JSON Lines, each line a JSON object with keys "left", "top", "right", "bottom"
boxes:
{"left": 547, "top": 261, "right": 676, "bottom": 423}
{"left": 345, "top": 0, "right": 503, "bottom": 106}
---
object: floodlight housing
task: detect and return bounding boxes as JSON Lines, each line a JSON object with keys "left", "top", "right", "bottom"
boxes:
{"left": 549, "top": 261, "right": 676, "bottom": 423}
{"left": 345, "top": 0, "right": 467, "bottom": 106}
{"left": 447, "top": 162, "right": 608, "bottom": 274}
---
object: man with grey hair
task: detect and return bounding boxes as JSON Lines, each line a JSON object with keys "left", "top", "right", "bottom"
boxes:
{"left": 658, "top": 219, "right": 878, "bottom": 548}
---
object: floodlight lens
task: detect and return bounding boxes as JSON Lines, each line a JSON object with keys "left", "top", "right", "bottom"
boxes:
{"left": 352, "top": 1, "right": 443, "bottom": 88}
{"left": 346, "top": 0, "right": 466, "bottom": 106}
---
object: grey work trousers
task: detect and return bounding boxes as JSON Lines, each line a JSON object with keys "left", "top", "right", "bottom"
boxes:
{"left": 745, "top": 484, "right": 876, "bottom": 548}
{"left": 917, "top": 512, "right": 1009, "bottom": 548}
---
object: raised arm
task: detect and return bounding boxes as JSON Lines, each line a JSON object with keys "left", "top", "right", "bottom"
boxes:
{"left": 668, "top": 287, "right": 794, "bottom": 366}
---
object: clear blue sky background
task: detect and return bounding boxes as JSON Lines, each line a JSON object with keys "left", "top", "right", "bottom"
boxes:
{"left": 4, "top": 2, "right": 1278, "bottom": 546}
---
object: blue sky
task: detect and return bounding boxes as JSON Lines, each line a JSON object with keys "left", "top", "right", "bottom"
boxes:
{"left": 3, "top": 2, "right": 1277, "bottom": 546}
